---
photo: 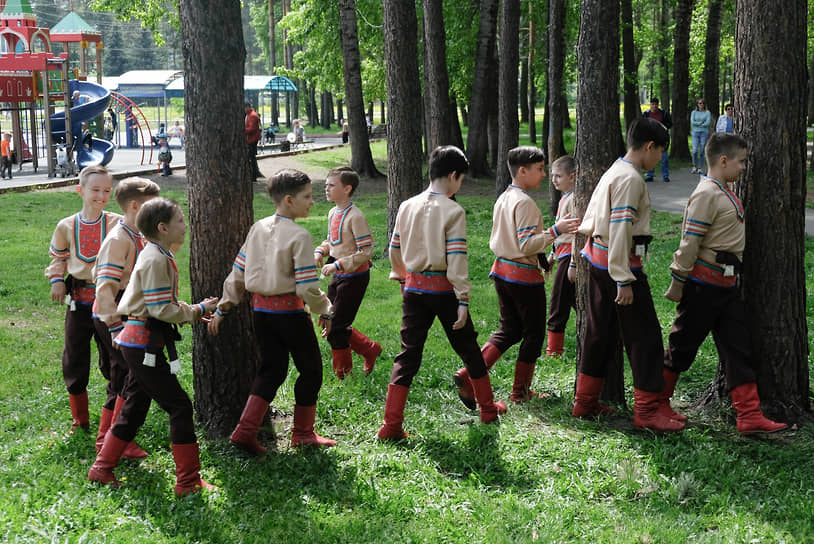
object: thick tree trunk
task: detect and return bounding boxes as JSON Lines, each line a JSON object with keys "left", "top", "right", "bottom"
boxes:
{"left": 519, "top": 56, "right": 529, "bottom": 125}
{"left": 574, "top": 0, "right": 625, "bottom": 405}
{"left": 338, "top": 0, "right": 382, "bottom": 178}
{"left": 808, "top": 53, "right": 814, "bottom": 126}
{"left": 466, "top": 0, "right": 499, "bottom": 178}
{"left": 669, "top": 0, "right": 693, "bottom": 161}
{"left": 527, "top": 5, "right": 536, "bottom": 145}
{"left": 495, "top": 0, "right": 520, "bottom": 195}
{"left": 269, "top": 0, "right": 279, "bottom": 122}
{"left": 383, "top": 0, "right": 424, "bottom": 236}
{"left": 423, "top": 0, "right": 462, "bottom": 151}
{"left": 658, "top": 0, "right": 670, "bottom": 108}
{"left": 703, "top": 0, "right": 723, "bottom": 120}
{"left": 179, "top": 0, "right": 259, "bottom": 437}
{"left": 621, "top": 0, "right": 640, "bottom": 131}
{"left": 547, "top": 0, "right": 566, "bottom": 217}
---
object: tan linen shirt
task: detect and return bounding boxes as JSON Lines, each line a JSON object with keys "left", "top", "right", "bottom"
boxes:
{"left": 217, "top": 214, "right": 331, "bottom": 316}
{"left": 314, "top": 203, "right": 374, "bottom": 273}
{"left": 92, "top": 221, "right": 144, "bottom": 328}
{"left": 388, "top": 189, "right": 471, "bottom": 302}
{"left": 553, "top": 190, "right": 575, "bottom": 256}
{"left": 45, "top": 211, "right": 122, "bottom": 282}
{"left": 489, "top": 184, "right": 556, "bottom": 266}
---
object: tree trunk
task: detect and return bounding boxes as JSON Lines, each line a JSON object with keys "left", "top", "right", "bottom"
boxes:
{"left": 808, "top": 53, "right": 814, "bottom": 126}
{"left": 658, "top": 0, "right": 671, "bottom": 108}
{"left": 466, "top": 0, "right": 499, "bottom": 178}
{"left": 496, "top": 0, "right": 521, "bottom": 195}
{"left": 574, "top": 0, "right": 625, "bottom": 406}
{"left": 547, "top": 0, "right": 566, "bottom": 167}
{"left": 423, "top": 0, "right": 462, "bottom": 151}
{"left": 383, "top": 0, "right": 424, "bottom": 237}
{"left": 283, "top": 0, "right": 292, "bottom": 127}
{"left": 621, "top": 0, "right": 640, "bottom": 131}
{"left": 337, "top": 97, "right": 344, "bottom": 125}
{"left": 179, "top": 0, "right": 259, "bottom": 437}
{"left": 380, "top": 101, "right": 386, "bottom": 125}
{"left": 519, "top": 54, "right": 529, "bottom": 125}
{"left": 269, "top": 0, "right": 279, "bottom": 123}
{"left": 528, "top": 2, "right": 536, "bottom": 145}
{"left": 669, "top": 0, "right": 693, "bottom": 161}
{"left": 338, "top": 0, "right": 382, "bottom": 178}
{"left": 703, "top": 0, "right": 723, "bottom": 120}
{"left": 711, "top": 0, "right": 809, "bottom": 420}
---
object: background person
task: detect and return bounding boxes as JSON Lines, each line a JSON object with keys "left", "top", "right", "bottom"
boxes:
{"left": 690, "top": 98, "right": 712, "bottom": 174}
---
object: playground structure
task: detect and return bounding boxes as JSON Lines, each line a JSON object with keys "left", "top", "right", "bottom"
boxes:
{"left": 0, "top": 0, "right": 116, "bottom": 177}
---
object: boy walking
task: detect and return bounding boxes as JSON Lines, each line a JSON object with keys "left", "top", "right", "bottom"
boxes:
{"left": 573, "top": 118, "right": 683, "bottom": 432}
{"left": 452, "top": 146, "right": 579, "bottom": 408}
{"left": 91, "top": 177, "right": 160, "bottom": 458}
{"left": 210, "top": 169, "right": 338, "bottom": 454}
{"left": 314, "top": 167, "right": 381, "bottom": 379}
{"left": 46, "top": 166, "right": 121, "bottom": 432}
{"left": 661, "top": 132, "right": 786, "bottom": 434}
{"left": 379, "top": 146, "right": 506, "bottom": 440}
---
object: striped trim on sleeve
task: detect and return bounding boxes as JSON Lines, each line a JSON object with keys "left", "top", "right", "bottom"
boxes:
{"left": 49, "top": 245, "right": 70, "bottom": 260}
{"left": 355, "top": 233, "right": 373, "bottom": 248}
{"left": 143, "top": 286, "right": 173, "bottom": 307}
{"left": 609, "top": 206, "right": 636, "bottom": 224}
{"left": 516, "top": 225, "right": 537, "bottom": 244}
{"left": 390, "top": 232, "right": 401, "bottom": 250}
{"left": 683, "top": 218, "right": 711, "bottom": 238}
{"left": 233, "top": 251, "right": 247, "bottom": 272}
{"left": 446, "top": 237, "right": 467, "bottom": 255}
{"left": 96, "top": 262, "right": 125, "bottom": 282}
{"left": 294, "top": 265, "right": 319, "bottom": 284}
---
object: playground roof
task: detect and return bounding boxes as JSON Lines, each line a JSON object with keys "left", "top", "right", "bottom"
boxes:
{"left": 1, "top": 0, "right": 34, "bottom": 18}
{"left": 266, "top": 75, "right": 297, "bottom": 92}
{"left": 163, "top": 75, "right": 297, "bottom": 98}
{"left": 117, "top": 70, "right": 182, "bottom": 98}
{"left": 50, "top": 11, "right": 101, "bottom": 42}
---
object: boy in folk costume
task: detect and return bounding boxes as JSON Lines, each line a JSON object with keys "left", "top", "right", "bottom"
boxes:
{"left": 545, "top": 155, "right": 578, "bottom": 356}
{"left": 379, "top": 146, "right": 506, "bottom": 440}
{"left": 46, "top": 166, "right": 121, "bottom": 432}
{"left": 452, "top": 146, "right": 579, "bottom": 408}
{"left": 661, "top": 132, "right": 786, "bottom": 434}
{"left": 314, "top": 167, "right": 382, "bottom": 379}
{"left": 89, "top": 197, "right": 219, "bottom": 496}
{"left": 573, "top": 117, "right": 684, "bottom": 432}
{"left": 91, "top": 178, "right": 160, "bottom": 458}
{"left": 210, "top": 169, "right": 338, "bottom": 454}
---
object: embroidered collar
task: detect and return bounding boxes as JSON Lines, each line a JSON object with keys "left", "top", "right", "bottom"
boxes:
{"left": 73, "top": 211, "right": 107, "bottom": 263}
{"left": 703, "top": 176, "right": 744, "bottom": 221}
{"left": 149, "top": 240, "right": 175, "bottom": 259}
{"left": 509, "top": 184, "right": 527, "bottom": 193}
{"left": 329, "top": 203, "right": 353, "bottom": 246}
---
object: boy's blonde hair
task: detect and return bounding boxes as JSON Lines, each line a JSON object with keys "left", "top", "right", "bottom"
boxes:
{"left": 114, "top": 177, "right": 160, "bottom": 209}
{"left": 551, "top": 155, "right": 576, "bottom": 175}
{"left": 268, "top": 168, "right": 311, "bottom": 204}
{"left": 327, "top": 166, "right": 359, "bottom": 196}
{"left": 78, "top": 165, "right": 112, "bottom": 188}
{"left": 136, "top": 197, "right": 180, "bottom": 240}
{"left": 705, "top": 132, "right": 748, "bottom": 167}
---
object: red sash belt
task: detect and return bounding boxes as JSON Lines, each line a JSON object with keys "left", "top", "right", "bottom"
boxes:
{"left": 688, "top": 258, "right": 737, "bottom": 288}
{"left": 252, "top": 293, "right": 305, "bottom": 313}
{"left": 405, "top": 270, "right": 454, "bottom": 294}
{"left": 581, "top": 238, "right": 642, "bottom": 270}
{"left": 489, "top": 258, "right": 544, "bottom": 286}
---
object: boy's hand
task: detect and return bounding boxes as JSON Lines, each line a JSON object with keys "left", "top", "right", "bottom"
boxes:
{"left": 615, "top": 285, "right": 633, "bottom": 306}
{"left": 198, "top": 297, "right": 219, "bottom": 320}
{"left": 207, "top": 312, "right": 223, "bottom": 335}
{"left": 321, "top": 264, "right": 336, "bottom": 277}
{"left": 318, "top": 315, "right": 333, "bottom": 335}
{"left": 567, "top": 266, "right": 576, "bottom": 283}
{"left": 664, "top": 279, "right": 684, "bottom": 303}
{"left": 452, "top": 304, "right": 468, "bottom": 330}
{"left": 554, "top": 217, "right": 581, "bottom": 235}
{"left": 110, "top": 332, "right": 120, "bottom": 348}
{"left": 314, "top": 254, "right": 323, "bottom": 268}
{"left": 51, "top": 281, "right": 66, "bottom": 303}
{"left": 547, "top": 254, "right": 555, "bottom": 268}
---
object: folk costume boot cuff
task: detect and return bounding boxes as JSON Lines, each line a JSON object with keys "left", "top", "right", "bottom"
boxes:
{"left": 545, "top": 331, "right": 565, "bottom": 357}
{"left": 377, "top": 384, "right": 409, "bottom": 441}
{"left": 660, "top": 368, "right": 687, "bottom": 422}
{"left": 172, "top": 442, "right": 217, "bottom": 496}
{"left": 96, "top": 407, "right": 114, "bottom": 452}
{"left": 453, "top": 342, "right": 502, "bottom": 411}
{"left": 510, "top": 361, "right": 544, "bottom": 404}
{"left": 88, "top": 431, "right": 128, "bottom": 487}
{"left": 349, "top": 329, "right": 382, "bottom": 375}
{"left": 290, "top": 404, "right": 337, "bottom": 448}
{"left": 633, "top": 389, "right": 685, "bottom": 432}
{"left": 471, "top": 375, "right": 507, "bottom": 424}
{"left": 331, "top": 348, "right": 354, "bottom": 380}
{"left": 112, "top": 396, "right": 149, "bottom": 459}
{"left": 69, "top": 391, "right": 90, "bottom": 431}
{"left": 730, "top": 383, "right": 788, "bottom": 434}
{"left": 230, "top": 394, "right": 270, "bottom": 455}
{"left": 572, "top": 374, "right": 616, "bottom": 418}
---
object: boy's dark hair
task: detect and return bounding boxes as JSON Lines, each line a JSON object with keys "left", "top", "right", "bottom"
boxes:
{"left": 507, "top": 146, "right": 546, "bottom": 177}
{"left": 327, "top": 166, "right": 359, "bottom": 196}
{"left": 268, "top": 168, "right": 311, "bottom": 203}
{"left": 626, "top": 117, "right": 670, "bottom": 151}
{"left": 114, "top": 177, "right": 160, "bottom": 209}
{"left": 725, "top": 103, "right": 733, "bottom": 110}
{"left": 705, "top": 132, "right": 747, "bottom": 167}
{"left": 429, "top": 145, "right": 469, "bottom": 180}
{"left": 78, "top": 165, "right": 112, "bottom": 188}
{"left": 136, "top": 197, "right": 180, "bottom": 240}
{"left": 551, "top": 155, "right": 576, "bottom": 175}
{"left": 650, "top": 98, "right": 659, "bottom": 105}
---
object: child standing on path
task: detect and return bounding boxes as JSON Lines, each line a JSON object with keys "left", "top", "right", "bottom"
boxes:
{"left": 573, "top": 118, "right": 684, "bottom": 432}
{"left": 46, "top": 166, "right": 121, "bottom": 432}
{"left": 314, "top": 167, "right": 381, "bottom": 379}
{"left": 378, "top": 146, "right": 506, "bottom": 440}
{"left": 157, "top": 135, "right": 172, "bottom": 177}
{"left": 452, "top": 146, "right": 579, "bottom": 408}
{"left": 1, "top": 132, "right": 12, "bottom": 179}
{"left": 210, "top": 169, "right": 338, "bottom": 454}
{"left": 545, "top": 155, "right": 578, "bottom": 357}
{"left": 661, "top": 132, "right": 786, "bottom": 434}
{"left": 88, "top": 197, "right": 219, "bottom": 496}
{"left": 91, "top": 177, "right": 160, "bottom": 458}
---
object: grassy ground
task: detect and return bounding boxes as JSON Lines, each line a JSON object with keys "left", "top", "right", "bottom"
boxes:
{"left": 0, "top": 150, "right": 813, "bottom": 543}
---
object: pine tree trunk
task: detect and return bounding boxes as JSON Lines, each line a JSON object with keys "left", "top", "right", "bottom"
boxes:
{"left": 527, "top": 4, "right": 536, "bottom": 145}
{"left": 383, "top": 0, "right": 424, "bottom": 237}
{"left": 338, "top": 0, "right": 382, "bottom": 178}
{"left": 466, "top": 0, "right": 499, "bottom": 178}
{"left": 621, "top": 0, "right": 640, "bottom": 131}
{"left": 495, "top": 0, "right": 520, "bottom": 195}
{"left": 574, "top": 0, "right": 625, "bottom": 405}
{"left": 179, "top": 0, "right": 259, "bottom": 437}
{"left": 669, "top": 0, "right": 693, "bottom": 161}
{"left": 423, "top": 0, "right": 462, "bottom": 151}
{"left": 547, "top": 0, "right": 566, "bottom": 217}
{"left": 658, "top": 0, "right": 671, "bottom": 107}
{"left": 519, "top": 57, "right": 529, "bottom": 125}
{"left": 703, "top": 0, "right": 723, "bottom": 120}
{"left": 269, "top": 0, "right": 277, "bottom": 123}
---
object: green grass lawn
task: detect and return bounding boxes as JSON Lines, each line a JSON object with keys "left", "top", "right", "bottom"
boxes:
{"left": 0, "top": 165, "right": 813, "bottom": 543}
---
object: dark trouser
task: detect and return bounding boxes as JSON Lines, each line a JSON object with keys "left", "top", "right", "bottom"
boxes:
{"left": 326, "top": 272, "right": 369, "bottom": 349}
{"left": 248, "top": 141, "right": 261, "bottom": 177}
{"left": 1, "top": 156, "right": 11, "bottom": 178}
{"left": 251, "top": 312, "right": 323, "bottom": 406}
{"left": 161, "top": 161, "right": 172, "bottom": 176}
{"left": 111, "top": 346, "right": 193, "bottom": 444}
{"left": 547, "top": 255, "right": 576, "bottom": 333}
{"left": 578, "top": 263, "right": 664, "bottom": 392}
{"left": 391, "top": 291, "right": 487, "bottom": 387}
{"left": 62, "top": 305, "right": 108, "bottom": 395}
{"left": 93, "top": 317, "right": 128, "bottom": 410}
{"left": 664, "top": 281, "right": 756, "bottom": 390}
{"left": 487, "top": 277, "right": 546, "bottom": 363}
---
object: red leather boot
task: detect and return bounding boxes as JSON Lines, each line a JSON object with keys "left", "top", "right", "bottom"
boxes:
{"left": 453, "top": 342, "right": 501, "bottom": 410}
{"left": 545, "top": 331, "right": 565, "bottom": 356}
{"left": 377, "top": 384, "right": 410, "bottom": 440}
{"left": 633, "top": 389, "right": 685, "bottom": 432}
{"left": 95, "top": 407, "right": 113, "bottom": 451}
{"left": 349, "top": 329, "right": 382, "bottom": 375}
{"left": 471, "top": 375, "right": 507, "bottom": 424}
{"left": 230, "top": 394, "right": 270, "bottom": 455}
{"left": 88, "top": 431, "right": 128, "bottom": 486}
{"left": 331, "top": 347, "right": 353, "bottom": 380}
{"left": 172, "top": 442, "right": 217, "bottom": 496}
{"left": 290, "top": 404, "right": 338, "bottom": 447}
{"left": 730, "top": 383, "right": 788, "bottom": 434}
{"left": 660, "top": 368, "right": 687, "bottom": 422}
{"left": 572, "top": 374, "right": 616, "bottom": 418}
{"left": 111, "top": 396, "right": 149, "bottom": 459}
{"left": 510, "top": 361, "right": 546, "bottom": 403}
{"left": 69, "top": 391, "right": 90, "bottom": 431}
